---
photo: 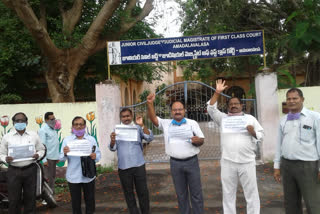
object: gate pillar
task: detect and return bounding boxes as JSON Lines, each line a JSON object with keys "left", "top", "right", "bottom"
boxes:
{"left": 95, "top": 81, "right": 121, "bottom": 166}
{"left": 255, "top": 72, "right": 280, "bottom": 162}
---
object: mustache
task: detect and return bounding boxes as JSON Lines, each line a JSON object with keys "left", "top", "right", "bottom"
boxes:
{"left": 231, "top": 107, "right": 238, "bottom": 110}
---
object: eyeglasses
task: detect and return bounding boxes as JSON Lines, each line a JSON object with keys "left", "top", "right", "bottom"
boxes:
{"left": 14, "top": 119, "right": 27, "bottom": 123}
{"left": 73, "top": 123, "right": 85, "bottom": 127}
{"left": 228, "top": 103, "right": 241, "bottom": 107}
{"left": 172, "top": 108, "right": 184, "bottom": 112}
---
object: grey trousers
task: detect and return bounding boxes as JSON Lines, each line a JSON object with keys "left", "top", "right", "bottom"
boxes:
{"left": 44, "top": 159, "right": 57, "bottom": 194}
{"left": 170, "top": 155, "right": 204, "bottom": 214}
{"left": 281, "top": 158, "right": 320, "bottom": 214}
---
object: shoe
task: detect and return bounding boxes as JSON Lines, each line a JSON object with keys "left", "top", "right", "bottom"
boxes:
{"left": 42, "top": 200, "right": 47, "bottom": 205}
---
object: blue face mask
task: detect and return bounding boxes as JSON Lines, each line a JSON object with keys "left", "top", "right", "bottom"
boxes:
{"left": 14, "top": 123, "right": 27, "bottom": 131}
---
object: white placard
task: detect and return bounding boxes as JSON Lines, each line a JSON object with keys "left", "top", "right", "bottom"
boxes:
{"left": 221, "top": 116, "right": 248, "bottom": 133}
{"left": 67, "top": 139, "right": 92, "bottom": 156}
{"left": 115, "top": 125, "right": 138, "bottom": 141}
{"left": 8, "top": 144, "right": 35, "bottom": 162}
{"left": 168, "top": 125, "right": 194, "bottom": 144}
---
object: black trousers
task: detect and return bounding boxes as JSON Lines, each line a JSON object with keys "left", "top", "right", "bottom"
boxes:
{"left": 118, "top": 164, "right": 150, "bottom": 214}
{"left": 7, "top": 164, "right": 37, "bottom": 214}
{"left": 281, "top": 158, "right": 320, "bottom": 214}
{"left": 68, "top": 180, "right": 95, "bottom": 214}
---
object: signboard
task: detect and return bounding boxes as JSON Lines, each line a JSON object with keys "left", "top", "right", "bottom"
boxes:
{"left": 108, "top": 30, "right": 264, "bottom": 65}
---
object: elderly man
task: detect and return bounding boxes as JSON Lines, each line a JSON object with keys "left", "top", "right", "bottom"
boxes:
{"left": 60, "top": 116, "right": 101, "bottom": 214}
{"left": 207, "top": 79, "right": 264, "bottom": 214}
{"left": 109, "top": 108, "right": 153, "bottom": 214}
{"left": 0, "top": 112, "right": 46, "bottom": 214}
{"left": 38, "top": 112, "right": 60, "bottom": 195}
{"left": 147, "top": 93, "right": 205, "bottom": 214}
{"left": 274, "top": 88, "right": 320, "bottom": 214}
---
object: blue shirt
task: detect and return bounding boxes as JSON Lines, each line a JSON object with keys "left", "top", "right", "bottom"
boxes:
{"left": 59, "top": 134, "right": 101, "bottom": 183}
{"left": 109, "top": 125, "right": 153, "bottom": 170}
{"left": 274, "top": 107, "right": 320, "bottom": 169}
{"left": 38, "top": 123, "right": 60, "bottom": 162}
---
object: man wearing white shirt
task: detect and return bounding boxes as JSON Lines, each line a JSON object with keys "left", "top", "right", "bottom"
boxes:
{"left": 207, "top": 79, "right": 264, "bottom": 214}
{"left": 147, "top": 93, "right": 205, "bottom": 214}
{"left": 0, "top": 112, "right": 46, "bottom": 214}
{"left": 274, "top": 88, "right": 320, "bottom": 214}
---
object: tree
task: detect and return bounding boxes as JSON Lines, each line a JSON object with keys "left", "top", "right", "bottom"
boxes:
{"left": 178, "top": 0, "right": 320, "bottom": 87}
{"left": 1, "top": 0, "right": 154, "bottom": 102}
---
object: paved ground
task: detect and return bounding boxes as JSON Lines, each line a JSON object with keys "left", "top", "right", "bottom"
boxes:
{"left": 30, "top": 160, "right": 286, "bottom": 214}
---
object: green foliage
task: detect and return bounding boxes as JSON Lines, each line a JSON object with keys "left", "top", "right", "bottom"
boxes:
{"left": 0, "top": 1, "right": 165, "bottom": 103}
{"left": 285, "top": 0, "right": 320, "bottom": 54}
{"left": 178, "top": 0, "right": 267, "bottom": 86}
{"left": 0, "top": 2, "right": 43, "bottom": 103}
{"left": 178, "top": 0, "right": 320, "bottom": 88}
{"left": 139, "top": 89, "right": 151, "bottom": 102}
{"left": 96, "top": 165, "right": 113, "bottom": 176}
{"left": 54, "top": 177, "right": 68, "bottom": 194}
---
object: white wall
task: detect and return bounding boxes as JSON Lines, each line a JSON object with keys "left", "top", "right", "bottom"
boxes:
{"left": 0, "top": 102, "right": 97, "bottom": 140}
{"left": 278, "top": 86, "right": 320, "bottom": 115}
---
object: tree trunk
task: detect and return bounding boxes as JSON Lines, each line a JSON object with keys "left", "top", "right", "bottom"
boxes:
{"left": 306, "top": 53, "right": 320, "bottom": 86}
{"left": 45, "top": 50, "right": 82, "bottom": 102}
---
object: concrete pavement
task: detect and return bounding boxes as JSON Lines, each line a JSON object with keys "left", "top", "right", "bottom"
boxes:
{"left": 33, "top": 160, "right": 286, "bottom": 214}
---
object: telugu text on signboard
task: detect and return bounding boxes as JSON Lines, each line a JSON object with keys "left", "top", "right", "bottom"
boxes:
{"left": 108, "top": 30, "right": 264, "bottom": 65}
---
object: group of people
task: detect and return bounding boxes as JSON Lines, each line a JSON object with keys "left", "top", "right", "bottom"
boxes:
{"left": 0, "top": 113, "right": 101, "bottom": 214}
{"left": 0, "top": 79, "right": 319, "bottom": 214}
{"left": 111, "top": 79, "right": 320, "bottom": 214}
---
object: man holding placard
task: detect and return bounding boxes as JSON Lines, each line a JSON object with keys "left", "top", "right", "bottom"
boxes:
{"left": 60, "top": 116, "right": 101, "bottom": 214}
{"left": 0, "top": 112, "right": 46, "bottom": 214}
{"left": 147, "top": 94, "right": 205, "bottom": 214}
{"left": 207, "top": 79, "right": 264, "bottom": 214}
{"left": 109, "top": 108, "right": 153, "bottom": 214}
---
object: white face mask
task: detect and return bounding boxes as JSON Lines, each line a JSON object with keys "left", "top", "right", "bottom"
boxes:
{"left": 14, "top": 122, "right": 27, "bottom": 131}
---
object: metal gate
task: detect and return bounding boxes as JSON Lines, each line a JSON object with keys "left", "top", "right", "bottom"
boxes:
{"left": 121, "top": 81, "right": 257, "bottom": 163}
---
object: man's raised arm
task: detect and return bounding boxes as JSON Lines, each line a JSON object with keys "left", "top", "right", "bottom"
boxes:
{"left": 146, "top": 93, "right": 159, "bottom": 127}
{"left": 209, "top": 79, "right": 228, "bottom": 105}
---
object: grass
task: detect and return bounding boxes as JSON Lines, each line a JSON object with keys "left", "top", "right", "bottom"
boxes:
{"left": 55, "top": 177, "right": 68, "bottom": 194}
{"left": 96, "top": 165, "right": 113, "bottom": 176}
{"left": 54, "top": 165, "right": 114, "bottom": 194}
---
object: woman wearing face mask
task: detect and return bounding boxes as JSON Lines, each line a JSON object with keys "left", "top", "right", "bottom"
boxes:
{"left": 59, "top": 116, "right": 101, "bottom": 214}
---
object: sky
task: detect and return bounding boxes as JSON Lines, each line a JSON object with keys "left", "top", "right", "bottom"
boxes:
{"left": 145, "top": 0, "right": 184, "bottom": 38}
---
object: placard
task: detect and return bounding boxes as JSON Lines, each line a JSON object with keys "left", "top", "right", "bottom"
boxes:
{"left": 115, "top": 125, "right": 138, "bottom": 141}
{"left": 221, "top": 116, "right": 247, "bottom": 133}
{"left": 8, "top": 144, "right": 35, "bottom": 162}
{"left": 67, "top": 139, "right": 92, "bottom": 156}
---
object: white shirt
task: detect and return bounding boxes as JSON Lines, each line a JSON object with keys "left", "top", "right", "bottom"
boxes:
{"left": 0, "top": 130, "right": 46, "bottom": 167}
{"left": 207, "top": 103, "right": 264, "bottom": 163}
{"left": 157, "top": 117, "right": 205, "bottom": 159}
{"left": 274, "top": 107, "right": 320, "bottom": 169}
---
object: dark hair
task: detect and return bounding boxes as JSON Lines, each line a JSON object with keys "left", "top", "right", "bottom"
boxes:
{"left": 286, "top": 88, "right": 303, "bottom": 98}
{"left": 72, "top": 116, "right": 86, "bottom": 125}
{"left": 170, "top": 100, "right": 185, "bottom": 109}
{"left": 12, "top": 112, "right": 28, "bottom": 122}
{"left": 44, "top": 112, "right": 54, "bottom": 120}
{"left": 227, "top": 97, "right": 242, "bottom": 106}
{"left": 120, "top": 108, "right": 133, "bottom": 117}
